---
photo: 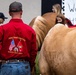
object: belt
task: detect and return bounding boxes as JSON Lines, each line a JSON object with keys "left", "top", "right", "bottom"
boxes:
{"left": 1, "top": 59, "right": 26, "bottom": 64}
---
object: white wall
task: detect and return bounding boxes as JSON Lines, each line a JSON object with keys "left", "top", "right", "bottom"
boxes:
{"left": 0, "top": 0, "right": 41, "bottom": 24}
{"left": 62, "top": 0, "right": 76, "bottom": 24}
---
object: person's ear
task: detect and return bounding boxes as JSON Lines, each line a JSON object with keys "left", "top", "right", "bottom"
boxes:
{"left": 20, "top": 11, "right": 23, "bottom": 15}
{"left": 9, "top": 12, "right": 11, "bottom": 16}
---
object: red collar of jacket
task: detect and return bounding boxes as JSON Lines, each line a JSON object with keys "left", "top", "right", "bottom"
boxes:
{"left": 9, "top": 19, "right": 24, "bottom": 23}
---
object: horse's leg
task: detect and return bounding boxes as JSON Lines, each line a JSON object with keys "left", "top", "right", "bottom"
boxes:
{"left": 39, "top": 47, "right": 51, "bottom": 75}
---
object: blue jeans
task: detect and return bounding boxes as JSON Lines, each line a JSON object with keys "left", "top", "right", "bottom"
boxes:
{"left": 0, "top": 61, "right": 31, "bottom": 75}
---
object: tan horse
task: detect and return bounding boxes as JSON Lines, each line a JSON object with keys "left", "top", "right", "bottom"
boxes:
{"left": 29, "top": 12, "right": 57, "bottom": 75}
{"left": 39, "top": 24, "right": 76, "bottom": 75}
{"left": 29, "top": 12, "right": 57, "bottom": 50}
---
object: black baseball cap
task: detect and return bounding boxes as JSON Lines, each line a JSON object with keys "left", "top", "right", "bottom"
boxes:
{"left": 0, "top": 12, "right": 8, "bottom": 20}
{"left": 9, "top": 1, "right": 22, "bottom": 12}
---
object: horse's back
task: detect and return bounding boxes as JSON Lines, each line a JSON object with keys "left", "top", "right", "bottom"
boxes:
{"left": 42, "top": 12, "right": 57, "bottom": 27}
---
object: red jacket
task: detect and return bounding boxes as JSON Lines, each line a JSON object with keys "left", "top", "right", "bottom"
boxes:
{"left": 0, "top": 19, "right": 37, "bottom": 68}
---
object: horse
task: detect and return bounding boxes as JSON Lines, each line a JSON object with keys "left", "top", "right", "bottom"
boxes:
{"left": 29, "top": 12, "right": 57, "bottom": 75}
{"left": 29, "top": 12, "right": 57, "bottom": 50}
{"left": 39, "top": 23, "right": 76, "bottom": 75}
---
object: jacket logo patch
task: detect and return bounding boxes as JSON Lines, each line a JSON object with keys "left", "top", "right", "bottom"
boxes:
{"left": 9, "top": 39, "right": 15, "bottom": 51}
{"left": 8, "top": 37, "right": 24, "bottom": 54}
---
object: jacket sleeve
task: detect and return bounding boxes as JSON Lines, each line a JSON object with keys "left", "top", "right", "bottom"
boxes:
{"left": 0, "top": 26, "right": 3, "bottom": 54}
{"left": 30, "top": 31, "right": 37, "bottom": 70}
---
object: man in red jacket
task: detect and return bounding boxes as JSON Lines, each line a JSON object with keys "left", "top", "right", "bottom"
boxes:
{"left": 0, "top": 1, "right": 37, "bottom": 75}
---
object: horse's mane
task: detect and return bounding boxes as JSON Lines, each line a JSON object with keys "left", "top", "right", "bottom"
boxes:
{"left": 29, "top": 12, "right": 57, "bottom": 50}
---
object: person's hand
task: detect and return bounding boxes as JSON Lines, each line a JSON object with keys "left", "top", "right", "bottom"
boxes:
{"left": 31, "top": 66, "right": 35, "bottom": 75}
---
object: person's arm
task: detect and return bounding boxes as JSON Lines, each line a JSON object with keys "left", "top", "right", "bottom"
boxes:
{"left": 30, "top": 32, "right": 37, "bottom": 71}
{"left": 0, "top": 26, "right": 3, "bottom": 50}
{"left": 0, "top": 26, "right": 3, "bottom": 61}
